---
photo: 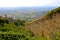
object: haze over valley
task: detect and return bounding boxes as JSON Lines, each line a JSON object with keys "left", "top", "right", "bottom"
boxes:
{"left": 0, "top": 6, "right": 57, "bottom": 21}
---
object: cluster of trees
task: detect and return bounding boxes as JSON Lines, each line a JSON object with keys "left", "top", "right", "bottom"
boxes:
{"left": 0, "top": 16, "right": 36, "bottom": 40}
{"left": 0, "top": 17, "right": 25, "bottom": 27}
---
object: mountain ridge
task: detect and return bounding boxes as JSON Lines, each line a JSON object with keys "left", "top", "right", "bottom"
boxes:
{"left": 25, "top": 7, "right": 60, "bottom": 40}
{"left": 26, "top": 7, "right": 60, "bottom": 24}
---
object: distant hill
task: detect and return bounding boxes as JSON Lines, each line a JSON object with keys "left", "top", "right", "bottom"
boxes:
{"left": 25, "top": 7, "right": 60, "bottom": 40}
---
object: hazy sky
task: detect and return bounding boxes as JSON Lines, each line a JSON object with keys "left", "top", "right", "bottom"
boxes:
{"left": 0, "top": 0, "right": 60, "bottom": 7}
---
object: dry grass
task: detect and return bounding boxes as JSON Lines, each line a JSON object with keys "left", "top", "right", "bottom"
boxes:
{"left": 25, "top": 13, "right": 60, "bottom": 39}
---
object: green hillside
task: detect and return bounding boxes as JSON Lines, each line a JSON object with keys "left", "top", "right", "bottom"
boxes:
{"left": 0, "top": 17, "right": 36, "bottom": 40}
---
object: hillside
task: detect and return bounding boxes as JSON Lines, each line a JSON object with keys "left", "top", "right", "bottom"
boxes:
{"left": 25, "top": 7, "right": 60, "bottom": 40}
{"left": 0, "top": 7, "right": 60, "bottom": 40}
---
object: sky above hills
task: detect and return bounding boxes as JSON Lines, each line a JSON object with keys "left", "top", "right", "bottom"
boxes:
{"left": 0, "top": 0, "right": 60, "bottom": 7}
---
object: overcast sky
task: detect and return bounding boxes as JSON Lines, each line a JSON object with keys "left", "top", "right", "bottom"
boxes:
{"left": 0, "top": 0, "right": 60, "bottom": 7}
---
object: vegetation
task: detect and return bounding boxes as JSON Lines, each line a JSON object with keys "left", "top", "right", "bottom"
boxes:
{"left": 0, "top": 17, "right": 36, "bottom": 40}
{"left": 25, "top": 7, "right": 60, "bottom": 40}
{"left": 0, "top": 7, "right": 60, "bottom": 40}
{"left": 46, "top": 7, "right": 60, "bottom": 19}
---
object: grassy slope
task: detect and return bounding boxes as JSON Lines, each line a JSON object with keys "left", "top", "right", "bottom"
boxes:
{"left": 25, "top": 7, "right": 60, "bottom": 40}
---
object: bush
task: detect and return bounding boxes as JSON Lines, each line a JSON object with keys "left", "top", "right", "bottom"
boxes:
{"left": 14, "top": 19, "right": 25, "bottom": 26}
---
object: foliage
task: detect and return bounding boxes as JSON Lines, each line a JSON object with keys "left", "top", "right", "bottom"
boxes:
{"left": 45, "top": 7, "right": 60, "bottom": 19}
{"left": 0, "top": 16, "right": 36, "bottom": 40}
{"left": 14, "top": 19, "right": 25, "bottom": 26}
{"left": 0, "top": 7, "right": 60, "bottom": 40}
